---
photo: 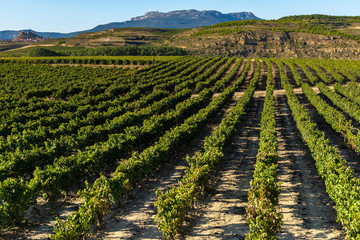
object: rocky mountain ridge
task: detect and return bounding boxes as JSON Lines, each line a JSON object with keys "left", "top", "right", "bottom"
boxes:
{"left": 0, "top": 10, "right": 261, "bottom": 40}
{"left": 88, "top": 10, "right": 261, "bottom": 32}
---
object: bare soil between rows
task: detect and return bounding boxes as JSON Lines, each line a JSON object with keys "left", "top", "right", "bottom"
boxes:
{"left": 177, "top": 61, "right": 266, "bottom": 239}
{"left": 275, "top": 94, "right": 345, "bottom": 239}
{"left": 181, "top": 94, "right": 264, "bottom": 240}
{"left": 1, "top": 59, "right": 353, "bottom": 240}
{"left": 0, "top": 57, "right": 250, "bottom": 240}
{"left": 87, "top": 63, "right": 252, "bottom": 240}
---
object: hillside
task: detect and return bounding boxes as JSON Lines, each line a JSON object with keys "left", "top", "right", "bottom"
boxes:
{"left": 0, "top": 28, "right": 188, "bottom": 57}
{"left": 3, "top": 14, "right": 360, "bottom": 59}
{"left": 13, "top": 30, "right": 45, "bottom": 42}
{"left": 167, "top": 16, "right": 360, "bottom": 59}
{"left": 43, "top": 28, "right": 188, "bottom": 47}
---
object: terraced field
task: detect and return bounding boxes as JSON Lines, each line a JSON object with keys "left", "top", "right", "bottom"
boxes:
{"left": 0, "top": 56, "right": 359, "bottom": 239}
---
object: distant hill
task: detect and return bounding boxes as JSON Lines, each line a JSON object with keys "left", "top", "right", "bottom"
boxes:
{"left": 88, "top": 10, "right": 262, "bottom": 32}
{"left": 0, "top": 10, "right": 262, "bottom": 40}
{"left": 42, "top": 28, "right": 188, "bottom": 48}
{"left": 0, "top": 30, "right": 20, "bottom": 40}
{"left": 4, "top": 14, "right": 360, "bottom": 59}
{"left": 166, "top": 15, "right": 360, "bottom": 59}
{"left": 0, "top": 30, "right": 79, "bottom": 40}
{"left": 13, "top": 30, "right": 45, "bottom": 42}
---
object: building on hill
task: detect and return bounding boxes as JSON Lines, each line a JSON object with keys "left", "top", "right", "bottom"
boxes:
{"left": 13, "top": 30, "right": 45, "bottom": 42}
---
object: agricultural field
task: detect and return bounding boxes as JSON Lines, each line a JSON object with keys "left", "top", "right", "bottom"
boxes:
{"left": 0, "top": 56, "right": 360, "bottom": 239}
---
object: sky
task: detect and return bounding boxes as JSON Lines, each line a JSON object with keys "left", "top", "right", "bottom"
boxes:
{"left": 1, "top": 0, "right": 360, "bottom": 33}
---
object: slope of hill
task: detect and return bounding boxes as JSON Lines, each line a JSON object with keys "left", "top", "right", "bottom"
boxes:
{"left": 167, "top": 16, "right": 360, "bottom": 59}
{"left": 0, "top": 28, "right": 189, "bottom": 57}
{"left": 0, "top": 30, "right": 19, "bottom": 40}
{"left": 3, "top": 14, "right": 360, "bottom": 59}
{"left": 0, "top": 10, "right": 261, "bottom": 40}
{"left": 42, "top": 28, "right": 188, "bottom": 47}
{"left": 13, "top": 30, "right": 45, "bottom": 42}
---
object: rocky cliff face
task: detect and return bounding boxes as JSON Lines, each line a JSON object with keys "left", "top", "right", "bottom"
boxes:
{"left": 131, "top": 10, "right": 261, "bottom": 22}
{"left": 89, "top": 10, "right": 262, "bottom": 32}
{"left": 170, "top": 29, "right": 360, "bottom": 59}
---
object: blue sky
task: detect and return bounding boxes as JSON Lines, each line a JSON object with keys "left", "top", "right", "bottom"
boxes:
{"left": 1, "top": 0, "right": 360, "bottom": 32}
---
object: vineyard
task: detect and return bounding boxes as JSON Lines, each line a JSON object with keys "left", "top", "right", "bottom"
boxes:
{"left": 0, "top": 56, "right": 360, "bottom": 239}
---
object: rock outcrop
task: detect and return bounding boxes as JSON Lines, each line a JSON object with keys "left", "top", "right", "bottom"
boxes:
{"left": 170, "top": 29, "right": 360, "bottom": 59}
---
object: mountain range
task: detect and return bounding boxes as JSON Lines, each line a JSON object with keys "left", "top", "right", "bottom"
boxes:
{"left": 0, "top": 10, "right": 261, "bottom": 40}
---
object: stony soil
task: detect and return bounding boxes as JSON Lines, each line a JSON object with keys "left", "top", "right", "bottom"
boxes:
{"left": 1, "top": 59, "right": 354, "bottom": 240}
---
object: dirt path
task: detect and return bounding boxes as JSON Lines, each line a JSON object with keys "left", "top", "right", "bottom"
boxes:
{"left": 223, "top": 58, "right": 240, "bottom": 77}
{"left": 181, "top": 63, "right": 266, "bottom": 240}
{"left": 295, "top": 91, "right": 360, "bottom": 177}
{"left": 293, "top": 63, "right": 312, "bottom": 86}
{"left": 236, "top": 60, "right": 256, "bottom": 92}
{"left": 270, "top": 63, "right": 345, "bottom": 239}
{"left": 93, "top": 158, "right": 187, "bottom": 239}
{"left": 228, "top": 58, "right": 249, "bottom": 92}
{"left": 1, "top": 59, "right": 354, "bottom": 240}
{"left": 311, "top": 85, "right": 360, "bottom": 130}
{"left": 3, "top": 44, "right": 56, "bottom": 52}
{"left": 211, "top": 59, "right": 255, "bottom": 100}
{"left": 283, "top": 64, "right": 298, "bottom": 87}
{"left": 0, "top": 59, "right": 244, "bottom": 240}
{"left": 0, "top": 195, "right": 83, "bottom": 240}
{"left": 88, "top": 70, "right": 252, "bottom": 240}
{"left": 18, "top": 94, "right": 241, "bottom": 240}
{"left": 183, "top": 95, "right": 263, "bottom": 240}
{"left": 275, "top": 94, "right": 345, "bottom": 239}
{"left": 237, "top": 58, "right": 248, "bottom": 79}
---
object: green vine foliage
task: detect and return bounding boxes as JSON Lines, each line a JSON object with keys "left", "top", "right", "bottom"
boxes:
{"left": 246, "top": 59, "right": 282, "bottom": 239}
{"left": 276, "top": 60, "right": 360, "bottom": 239}
{"left": 154, "top": 59, "right": 261, "bottom": 239}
